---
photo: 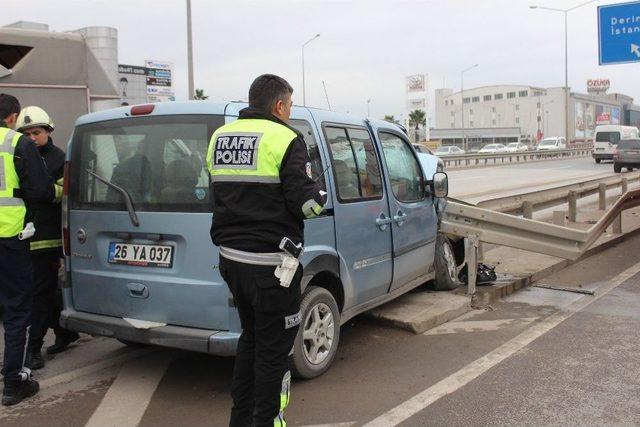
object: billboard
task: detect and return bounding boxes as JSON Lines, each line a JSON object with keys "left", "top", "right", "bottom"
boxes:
{"left": 408, "top": 98, "right": 426, "bottom": 109}
{"left": 145, "top": 60, "right": 175, "bottom": 103}
{"left": 576, "top": 101, "right": 620, "bottom": 138}
{"left": 406, "top": 74, "right": 426, "bottom": 92}
{"left": 118, "top": 64, "right": 148, "bottom": 106}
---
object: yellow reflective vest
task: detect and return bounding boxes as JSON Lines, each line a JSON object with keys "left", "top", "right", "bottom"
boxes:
{"left": 0, "top": 127, "right": 26, "bottom": 238}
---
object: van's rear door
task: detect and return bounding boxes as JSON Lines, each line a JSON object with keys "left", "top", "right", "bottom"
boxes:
{"left": 68, "top": 114, "right": 230, "bottom": 330}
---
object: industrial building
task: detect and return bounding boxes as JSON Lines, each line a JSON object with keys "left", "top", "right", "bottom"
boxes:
{"left": 434, "top": 83, "right": 639, "bottom": 149}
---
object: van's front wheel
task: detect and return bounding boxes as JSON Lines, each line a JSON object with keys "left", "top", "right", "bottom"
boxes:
{"left": 434, "top": 235, "right": 462, "bottom": 291}
{"left": 291, "top": 286, "right": 340, "bottom": 379}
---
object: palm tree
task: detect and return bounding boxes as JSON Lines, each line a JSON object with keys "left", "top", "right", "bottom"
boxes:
{"left": 383, "top": 115, "right": 400, "bottom": 124}
{"left": 408, "top": 109, "right": 427, "bottom": 142}
{"left": 194, "top": 89, "right": 209, "bottom": 100}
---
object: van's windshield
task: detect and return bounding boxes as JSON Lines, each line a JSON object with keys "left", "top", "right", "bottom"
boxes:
{"left": 71, "top": 115, "right": 224, "bottom": 213}
{"left": 596, "top": 131, "right": 621, "bottom": 144}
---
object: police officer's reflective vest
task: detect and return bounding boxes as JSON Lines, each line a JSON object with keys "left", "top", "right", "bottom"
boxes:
{"left": 207, "top": 119, "right": 297, "bottom": 184}
{"left": 0, "top": 127, "right": 26, "bottom": 238}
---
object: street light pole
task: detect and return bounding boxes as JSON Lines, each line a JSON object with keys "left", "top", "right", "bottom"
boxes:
{"left": 186, "top": 0, "right": 194, "bottom": 100}
{"left": 302, "top": 33, "right": 320, "bottom": 106}
{"left": 461, "top": 64, "right": 478, "bottom": 151}
{"left": 530, "top": 0, "right": 597, "bottom": 145}
{"left": 367, "top": 99, "right": 371, "bottom": 118}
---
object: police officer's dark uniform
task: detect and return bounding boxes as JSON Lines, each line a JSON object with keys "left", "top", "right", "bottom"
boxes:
{"left": 0, "top": 95, "right": 55, "bottom": 406}
{"left": 207, "top": 77, "right": 325, "bottom": 426}
{"left": 24, "top": 136, "right": 78, "bottom": 369}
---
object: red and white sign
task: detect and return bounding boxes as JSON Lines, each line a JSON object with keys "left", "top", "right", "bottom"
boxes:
{"left": 587, "top": 79, "right": 610, "bottom": 93}
{"left": 596, "top": 113, "right": 611, "bottom": 125}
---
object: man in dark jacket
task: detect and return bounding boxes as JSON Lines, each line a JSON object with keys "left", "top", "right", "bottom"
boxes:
{"left": 207, "top": 75, "right": 326, "bottom": 426}
{"left": 16, "top": 106, "right": 79, "bottom": 371}
{"left": 0, "top": 94, "right": 55, "bottom": 406}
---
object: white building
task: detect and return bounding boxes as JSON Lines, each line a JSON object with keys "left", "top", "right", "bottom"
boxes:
{"left": 434, "top": 84, "right": 633, "bottom": 147}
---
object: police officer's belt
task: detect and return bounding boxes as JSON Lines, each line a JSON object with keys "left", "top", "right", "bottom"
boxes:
{"left": 219, "top": 246, "right": 283, "bottom": 266}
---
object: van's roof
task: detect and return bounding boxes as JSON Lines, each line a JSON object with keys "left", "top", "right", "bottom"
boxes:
{"left": 74, "top": 101, "right": 403, "bottom": 134}
{"left": 594, "top": 125, "right": 638, "bottom": 132}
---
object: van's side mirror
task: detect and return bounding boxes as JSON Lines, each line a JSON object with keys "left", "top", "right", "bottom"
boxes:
{"left": 431, "top": 172, "right": 448, "bottom": 198}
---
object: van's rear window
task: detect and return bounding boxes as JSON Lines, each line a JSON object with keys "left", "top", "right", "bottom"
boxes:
{"left": 70, "top": 115, "right": 224, "bottom": 213}
{"left": 595, "top": 131, "right": 621, "bottom": 144}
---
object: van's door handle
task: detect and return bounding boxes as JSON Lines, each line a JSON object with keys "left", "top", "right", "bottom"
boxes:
{"left": 375, "top": 213, "right": 392, "bottom": 231}
{"left": 393, "top": 210, "right": 407, "bottom": 226}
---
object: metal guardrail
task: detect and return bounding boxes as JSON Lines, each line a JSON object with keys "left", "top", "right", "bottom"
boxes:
{"left": 438, "top": 187, "right": 640, "bottom": 294}
{"left": 441, "top": 146, "right": 592, "bottom": 168}
{"left": 476, "top": 173, "right": 640, "bottom": 220}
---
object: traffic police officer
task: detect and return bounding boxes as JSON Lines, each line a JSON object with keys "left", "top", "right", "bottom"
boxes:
{"left": 0, "top": 94, "right": 55, "bottom": 406}
{"left": 16, "top": 107, "right": 79, "bottom": 371}
{"left": 207, "top": 75, "right": 325, "bottom": 426}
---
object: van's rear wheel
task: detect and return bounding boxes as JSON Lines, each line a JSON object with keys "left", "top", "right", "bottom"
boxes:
{"left": 434, "top": 234, "right": 462, "bottom": 291}
{"left": 595, "top": 158, "right": 601, "bottom": 164}
{"left": 291, "top": 286, "right": 340, "bottom": 379}
{"left": 614, "top": 164, "right": 622, "bottom": 173}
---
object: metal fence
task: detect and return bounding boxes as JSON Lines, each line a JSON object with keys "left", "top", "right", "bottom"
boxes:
{"left": 441, "top": 146, "right": 593, "bottom": 168}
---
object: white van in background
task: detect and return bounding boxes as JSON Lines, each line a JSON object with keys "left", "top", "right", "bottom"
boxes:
{"left": 592, "top": 125, "right": 640, "bottom": 163}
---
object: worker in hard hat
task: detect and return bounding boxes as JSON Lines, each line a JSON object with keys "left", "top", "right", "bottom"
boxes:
{"left": 16, "top": 106, "right": 79, "bottom": 370}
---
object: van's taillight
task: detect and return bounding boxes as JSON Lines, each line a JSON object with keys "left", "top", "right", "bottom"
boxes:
{"left": 62, "top": 161, "right": 71, "bottom": 257}
{"left": 131, "top": 104, "right": 155, "bottom": 115}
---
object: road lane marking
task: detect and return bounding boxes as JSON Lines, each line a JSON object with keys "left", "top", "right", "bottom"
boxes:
{"left": 364, "top": 259, "right": 640, "bottom": 426}
{"left": 84, "top": 351, "right": 172, "bottom": 427}
{"left": 423, "top": 318, "right": 539, "bottom": 335}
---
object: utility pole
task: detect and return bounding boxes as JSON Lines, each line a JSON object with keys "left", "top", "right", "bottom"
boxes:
{"left": 302, "top": 34, "right": 320, "bottom": 106}
{"left": 186, "top": 0, "right": 194, "bottom": 100}
{"left": 461, "top": 64, "right": 478, "bottom": 151}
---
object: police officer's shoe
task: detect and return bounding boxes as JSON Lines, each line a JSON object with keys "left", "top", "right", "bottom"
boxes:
{"left": 24, "top": 351, "right": 45, "bottom": 370}
{"left": 2, "top": 369, "right": 39, "bottom": 406}
{"left": 46, "top": 332, "right": 80, "bottom": 355}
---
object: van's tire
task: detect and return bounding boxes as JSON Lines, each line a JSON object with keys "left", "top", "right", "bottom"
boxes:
{"left": 434, "top": 234, "right": 461, "bottom": 291}
{"left": 614, "top": 164, "right": 622, "bottom": 173}
{"left": 595, "top": 158, "right": 601, "bottom": 164}
{"left": 627, "top": 167, "right": 634, "bottom": 172}
{"left": 291, "top": 286, "right": 340, "bottom": 380}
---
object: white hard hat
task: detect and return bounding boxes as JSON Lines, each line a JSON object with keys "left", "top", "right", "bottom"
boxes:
{"left": 17, "top": 106, "right": 55, "bottom": 132}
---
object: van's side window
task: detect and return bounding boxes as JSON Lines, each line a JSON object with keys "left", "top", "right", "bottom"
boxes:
{"left": 379, "top": 132, "right": 425, "bottom": 202}
{"left": 324, "top": 126, "right": 383, "bottom": 202}
{"left": 290, "top": 119, "right": 326, "bottom": 191}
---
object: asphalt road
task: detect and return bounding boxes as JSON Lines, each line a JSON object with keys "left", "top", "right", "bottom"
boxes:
{"left": 2, "top": 219, "right": 640, "bottom": 426}
{"left": 448, "top": 155, "right": 617, "bottom": 203}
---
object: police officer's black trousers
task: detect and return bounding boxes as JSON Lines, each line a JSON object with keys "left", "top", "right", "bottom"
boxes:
{"left": 0, "top": 237, "right": 34, "bottom": 381}
{"left": 28, "top": 251, "right": 69, "bottom": 353}
{"left": 219, "top": 255, "right": 301, "bottom": 427}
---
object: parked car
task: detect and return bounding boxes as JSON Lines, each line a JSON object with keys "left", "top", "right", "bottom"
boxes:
{"left": 613, "top": 138, "right": 640, "bottom": 173}
{"left": 434, "top": 145, "right": 465, "bottom": 156}
{"left": 61, "top": 102, "right": 460, "bottom": 379}
{"left": 505, "top": 142, "right": 528, "bottom": 152}
{"left": 593, "top": 125, "right": 640, "bottom": 163}
{"left": 537, "top": 137, "right": 567, "bottom": 151}
{"left": 478, "top": 143, "right": 508, "bottom": 154}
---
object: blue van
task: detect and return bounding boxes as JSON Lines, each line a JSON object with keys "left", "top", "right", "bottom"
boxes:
{"left": 60, "top": 102, "right": 456, "bottom": 378}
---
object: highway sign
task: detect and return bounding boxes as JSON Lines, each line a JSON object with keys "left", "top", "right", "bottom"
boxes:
{"left": 598, "top": 1, "right": 640, "bottom": 65}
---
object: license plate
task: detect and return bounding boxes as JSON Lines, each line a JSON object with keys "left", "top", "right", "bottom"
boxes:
{"left": 108, "top": 242, "right": 174, "bottom": 268}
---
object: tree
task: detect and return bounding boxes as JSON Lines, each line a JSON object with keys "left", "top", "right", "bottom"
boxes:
{"left": 383, "top": 115, "right": 400, "bottom": 124}
{"left": 194, "top": 89, "right": 209, "bottom": 100}
{"left": 408, "top": 109, "right": 426, "bottom": 129}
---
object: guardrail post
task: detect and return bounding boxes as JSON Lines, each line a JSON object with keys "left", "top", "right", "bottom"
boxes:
{"left": 599, "top": 183, "right": 607, "bottom": 210}
{"left": 464, "top": 236, "right": 478, "bottom": 295}
{"left": 568, "top": 191, "right": 577, "bottom": 222}
{"left": 522, "top": 201, "right": 533, "bottom": 219}
{"left": 622, "top": 177, "right": 628, "bottom": 194}
{"left": 612, "top": 213, "right": 622, "bottom": 234}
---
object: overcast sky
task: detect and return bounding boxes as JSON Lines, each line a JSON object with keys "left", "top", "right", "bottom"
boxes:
{"left": 3, "top": 0, "right": 638, "bottom": 122}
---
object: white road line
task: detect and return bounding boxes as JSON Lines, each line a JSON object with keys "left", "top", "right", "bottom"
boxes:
{"left": 39, "top": 347, "right": 156, "bottom": 390}
{"left": 364, "top": 260, "right": 640, "bottom": 426}
{"left": 84, "top": 351, "right": 173, "bottom": 427}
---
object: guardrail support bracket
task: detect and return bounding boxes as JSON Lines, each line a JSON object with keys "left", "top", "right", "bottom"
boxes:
{"left": 464, "top": 236, "right": 479, "bottom": 295}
